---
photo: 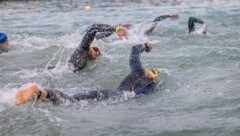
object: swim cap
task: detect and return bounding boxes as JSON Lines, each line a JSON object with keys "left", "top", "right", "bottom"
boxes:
{"left": 0, "top": 33, "right": 8, "bottom": 44}
{"left": 15, "top": 85, "right": 40, "bottom": 106}
{"left": 145, "top": 68, "right": 159, "bottom": 81}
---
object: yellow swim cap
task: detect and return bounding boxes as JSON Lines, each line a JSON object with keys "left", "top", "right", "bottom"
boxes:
{"left": 145, "top": 68, "right": 159, "bottom": 81}
{"left": 15, "top": 85, "right": 40, "bottom": 106}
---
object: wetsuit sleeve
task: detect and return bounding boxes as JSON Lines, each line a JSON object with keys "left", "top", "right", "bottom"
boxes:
{"left": 129, "top": 44, "right": 147, "bottom": 71}
{"left": 144, "top": 15, "right": 170, "bottom": 35}
{"left": 95, "top": 32, "right": 115, "bottom": 40}
{"left": 81, "top": 24, "right": 115, "bottom": 50}
{"left": 153, "top": 15, "right": 170, "bottom": 22}
{"left": 188, "top": 17, "right": 204, "bottom": 33}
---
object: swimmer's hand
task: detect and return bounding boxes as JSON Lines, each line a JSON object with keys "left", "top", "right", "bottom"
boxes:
{"left": 116, "top": 26, "right": 129, "bottom": 40}
{"left": 169, "top": 13, "right": 179, "bottom": 20}
{"left": 145, "top": 42, "right": 152, "bottom": 52}
{"left": 203, "top": 23, "right": 208, "bottom": 35}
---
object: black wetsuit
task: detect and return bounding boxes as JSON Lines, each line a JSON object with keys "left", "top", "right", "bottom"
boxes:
{"left": 95, "top": 15, "right": 172, "bottom": 40}
{"left": 68, "top": 24, "right": 116, "bottom": 72}
{"left": 43, "top": 44, "right": 156, "bottom": 104}
{"left": 0, "top": 46, "right": 8, "bottom": 54}
{"left": 144, "top": 15, "right": 171, "bottom": 35}
{"left": 95, "top": 31, "right": 115, "bottom": 40}
{"left": 188, "top": 17, "right": 205, "bottom": 34}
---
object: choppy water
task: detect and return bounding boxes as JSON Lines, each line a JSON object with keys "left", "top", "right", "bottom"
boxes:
{"left": 0, "top": 0, "right": 240, "bottom": 136}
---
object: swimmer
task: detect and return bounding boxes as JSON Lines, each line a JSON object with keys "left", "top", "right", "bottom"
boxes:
{"left": 68, "top": 24, "right": 129, "bottom": 72}
{"left": 47, "top": 43, "right": 101, "bottom": 70}
{"left": 0, "top": 32, "right": 9, "bottom": 54}
{"left": 15, "top": 42, "right": 161, "bottom": 106}
{"left": 188, "top": 17, "right": 208, "bottom": 35}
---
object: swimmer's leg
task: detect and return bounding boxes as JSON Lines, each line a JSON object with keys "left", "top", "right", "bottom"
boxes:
{"left": 45, "top": 89, "right": 76, "bottom": 104}
{"left": 72, "top": 89, "right": 111, "bottom": 101}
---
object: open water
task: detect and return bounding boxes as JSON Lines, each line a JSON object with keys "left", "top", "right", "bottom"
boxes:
{"left": 0, "top": 0, "right": 240, "bottom": 135}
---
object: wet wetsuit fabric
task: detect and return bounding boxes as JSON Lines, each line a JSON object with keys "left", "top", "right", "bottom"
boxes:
{"left": 0, "top": 46, "right": 8, "bottom": 54}
{"left": 45, "top": 89, "right": 112, "bottom": 104}
{"left": 68, "top": 24, "right": 116, "bottom": 72}
{"left": 95, "top": 31, "right": 115, "bottom": 40}
{"left": 144, "top": 15, "right": 170, "bottom": 35}
{"left": 188, "top": 17, "right": 204, "bottom": 33}
{"left": 44, "top": 44, "right": 155, "bottom": 104}
{"left": 116, "top": 44, "right": 156, "bottom": 95}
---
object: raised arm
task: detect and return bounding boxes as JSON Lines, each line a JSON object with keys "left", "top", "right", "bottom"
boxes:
{"left": 80, "top": 24, "right": 116, "bottom": 50}
{"left": 95, "top": 23, "right": 132, "bottom": 40}
{"left": 145, "top": 13, "right": 179, "bottom": 35}
{"left": 188, "top": 17, "right": 205, "bottom": 33}
{"left": 153, "top": 15, "right": 170, "bottom": 22}
{"left": 95, "top": 32, "right": 114, "bottom": 40}
{"left": 129, "top": 43, "right": 152, "bottom": 71}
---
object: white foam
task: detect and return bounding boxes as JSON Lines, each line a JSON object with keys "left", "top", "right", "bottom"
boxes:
{"left": 122, "top": 90, "right": 136, "bottom": 101}
{"left": 0, "top": 83, "right": 41, "bottom": 105}
{"left": 158, "top": 68, "right": 171, "bottom": 76}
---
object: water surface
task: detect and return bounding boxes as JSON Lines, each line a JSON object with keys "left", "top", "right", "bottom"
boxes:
{"left": 0, "top": 0, "right": 240, "bottom": 136}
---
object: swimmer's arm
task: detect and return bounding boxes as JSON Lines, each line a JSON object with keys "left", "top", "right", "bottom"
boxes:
{"left": 145, "top": 14, "right": 179, "bottom": 35}
{"left": 154, "top": 13, "right": 179, "bottom": 22}
{"left": 188, "top": 17, "right": 204, "bottom": 33}
{"left": 144, "top": 22, "right": 158, "bottom": 35}
{"left": 95, "top": 32, "right": 114, "bottom": 40}
{"left": 81, "top": 24, "right": 116, "bottom": 50}
{"left": 145, "top": 15, "right": 170, "bottom": 35}
{"left": 95, "top": 23, "right": 132, "bottom": 40}
{"left": 129, "top": 44, "right": 148, "bottom": 71}
{"left": 144, "top": 15, "right": 169, "bottom": 35}
{"left": 153, "top": 15, "right": 170, "bottom": 22}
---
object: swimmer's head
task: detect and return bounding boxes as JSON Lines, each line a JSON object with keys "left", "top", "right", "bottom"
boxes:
{"left": 15, "top": 84, "right": 40, "bottom": 106}
{"left": 0, "top": 32, "right": 9, "bottom": 47}
{"left": 88, "top": 43, "right": 101, "bottom": 60}
{"left": 145, "top": 68, "right": 160, "bottom": 82}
